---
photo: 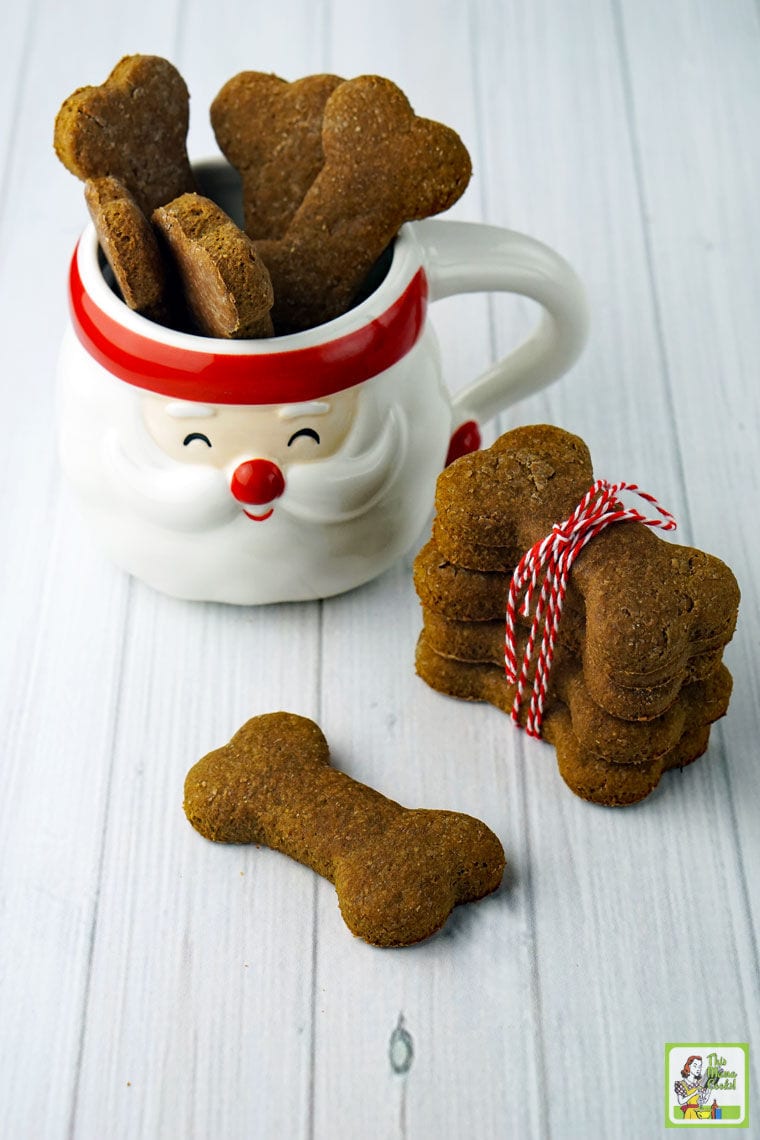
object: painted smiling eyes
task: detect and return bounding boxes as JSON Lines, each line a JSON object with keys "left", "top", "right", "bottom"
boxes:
{"left": 287, "top": 428, "right": 320, "bottom": 447}
{"left": 181, "top": 427, "right": 321, "bottom": 450}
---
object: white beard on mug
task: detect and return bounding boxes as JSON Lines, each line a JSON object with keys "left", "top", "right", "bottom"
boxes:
{"left": 103, "top": 395, "right": 406, "bottom": 533}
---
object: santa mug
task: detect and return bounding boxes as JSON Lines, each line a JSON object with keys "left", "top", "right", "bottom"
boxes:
{"left": 58, "top": 159, "right": 588, "bottom": 605}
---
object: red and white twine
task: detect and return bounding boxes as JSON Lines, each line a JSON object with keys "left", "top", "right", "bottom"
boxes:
{"left": 504, "top": 480, "right": 677, "bottom": 738}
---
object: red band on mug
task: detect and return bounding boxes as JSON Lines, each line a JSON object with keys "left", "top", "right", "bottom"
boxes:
{"left": 69, "top": 246, "right": 429, "bottom": 404}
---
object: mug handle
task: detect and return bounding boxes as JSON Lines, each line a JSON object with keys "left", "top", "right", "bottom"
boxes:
{"left": 415, "top": 219, "right": 589, "bottom": 460}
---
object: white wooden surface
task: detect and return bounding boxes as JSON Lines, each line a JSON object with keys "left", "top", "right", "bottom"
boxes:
{"left": 1, "top": 2, "right": 758, "bottom": 1137}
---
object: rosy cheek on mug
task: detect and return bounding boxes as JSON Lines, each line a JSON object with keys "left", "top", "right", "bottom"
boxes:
{"left": 58, "top": 159, "right": 588, "bottom": 604}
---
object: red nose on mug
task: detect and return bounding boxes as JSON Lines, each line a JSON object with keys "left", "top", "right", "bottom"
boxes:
{"left": 230, "top": 459, "right": 286, "bottom": 505}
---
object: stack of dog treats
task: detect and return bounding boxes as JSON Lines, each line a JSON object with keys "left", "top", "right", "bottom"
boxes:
{"left": 414, "top": 425, "right": 740, "bottom": 805}
{"left": 53, "top": 55, "right": 472, "bottom": 338}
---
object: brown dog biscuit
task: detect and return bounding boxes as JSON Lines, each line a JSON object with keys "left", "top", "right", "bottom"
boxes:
{"left": 413, "top": 538, "right": 511, "bottom": 622}
{"left": 422, "top": 608, "right": 509, "bottom": 664}
{"left": 254, "top": 74, "right": 472, "bottom": 332}
{"left": 421, "top": 605, "right": 586, "bottom": 673}
{"left": 415, "top": 634, "right": 732, "bottom": 805}
{"left": 571, "top": 523, "right": 738, "bottom": 691}
{"left": 414, "top": 537, "right": 586, "bottom": 625}
{"left": 419, "top": 603, "right": 727, "bottom": 722}
{"left": 416, "top": 629, "right": 731, "bottom": 768}
{"left": 210, "top": 71, "right": 344, "bottom": 240}
{"left": 184, "top": 712, "right": 505, "bottom": 947}
{"left": 414, "top": 538, "right": 695, "bottom": 721}
{"left": 54, "top": 55, "right": 195, "bottom": 217}
{"left": 559, "top": 655, "right": 731, "bottom": 764}
{"left": 432, "top": 426, "right": 739, "bottom": 708}
{"left": 153, "top": 194, "right": 274, "bottom": 338}
{"left": 551, "top": 712, "right": 713, "bottom": 807}
{"left": 433, "top": 425, "right": 594, "bottom": 571}
{"left": 84, "top": 176, "right": 169, "bottom": 321}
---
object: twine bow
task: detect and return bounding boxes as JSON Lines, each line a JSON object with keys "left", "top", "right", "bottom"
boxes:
{"left": 504, "top": 479, "right": 677, "bottom": 737}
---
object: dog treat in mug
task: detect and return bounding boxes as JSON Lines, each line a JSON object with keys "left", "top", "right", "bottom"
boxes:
{"left": 54, "top": 54, "right": 195, "bottom": 217}
{"left": 254, "top": 74, "right": 473, "bottom": 332}
{"left": 210, "top": 71, "right": 344, "bottom": 240}
{"left": 415, "top": 425, "right": 740, "bottom": 806}
{"left": 184, "top": 712, "right": 505, "bottom": 947}
{"left": 84, "top": 176, "right": 170, "bottom": 321}
{"left": 153, "top": 193, "right": 274, "bottom": 338}
{"left": 55, "top": 60, "right": 472, "bottom": 336}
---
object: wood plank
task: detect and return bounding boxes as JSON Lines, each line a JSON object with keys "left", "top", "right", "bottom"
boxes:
{"left": 0, "top": 4, "right": 204, "bottom": 1138}
{"left": 419, "top": 2, "right": 759, "bottom": 1137}
{"left": 317, "top": 564, "right": 543, "bottom": 1138}
{"left": 614, "top": 0, "right": 760, "bottom": 1095}
{"left": 70, "top": 594, "right": 322, "bottom": 1140}
{"left": 63, "top": 12, "right": 331, "bottom": 1139}
{"left": 57, "top": 8, "right": 331, "bottom": 1138}
{"left": 315, "top": 3, "right": 542, "bottom": 1136}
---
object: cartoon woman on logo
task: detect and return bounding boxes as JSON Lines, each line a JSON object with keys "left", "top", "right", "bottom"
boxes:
{"left": 674, "top": 1055, "right": 713, "bottom": 1120}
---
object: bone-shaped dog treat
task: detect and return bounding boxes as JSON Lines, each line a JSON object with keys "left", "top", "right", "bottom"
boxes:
{"left": 84, "top": 176, "right": 169, "bottom": 322}
{"left": 420, "top": 604, "right": 727, "bottom": 721}
{"left": 184, "top": 712, "right": 505, "bottom": 947}
{"left": 210, "top": 71, "right": 344, "bottom": 240}
{"left": 254, "top": 74, "right": 472, "bottom": 332}
{"left": 431, "top": 425, "right": 739, "bottom": 706}
{"left": 54, "top": 55, "right": 195, "bottom": 217}
{"left": 416, "top": 619, "right": 732, "bottom": 767}
{"left": 153, "top": 194, "right": 274, "bottom": 338}
{"left": 414, "top": 424, "right": 739, "bottom": 805}
{"left": 415, "top": 635, "right": 732, "bottom": 805}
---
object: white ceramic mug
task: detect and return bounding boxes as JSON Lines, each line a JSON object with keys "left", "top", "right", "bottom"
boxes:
{"left": 58, "top": 159, "right": 588, "bottom": 604}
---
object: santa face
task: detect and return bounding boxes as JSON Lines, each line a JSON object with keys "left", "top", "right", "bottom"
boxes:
{"left": 58, "top": 322, "right": 452, "bottom": 603}
{"left": 141, "top": 389, "right": 359, "bottom": 523}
